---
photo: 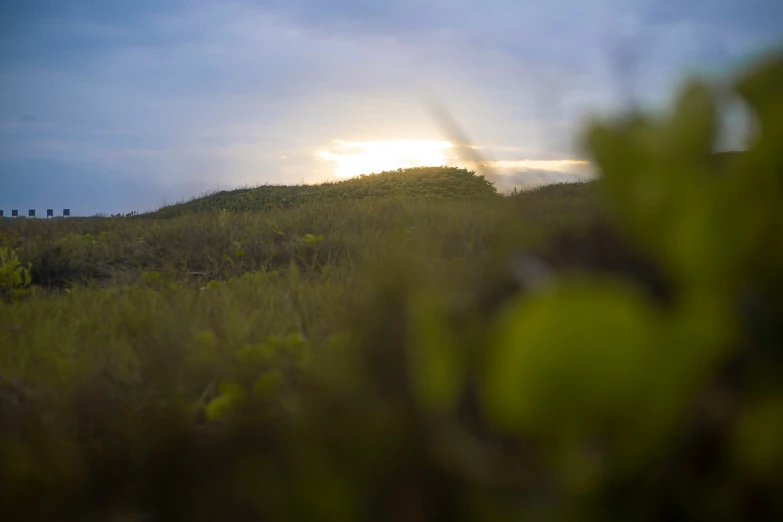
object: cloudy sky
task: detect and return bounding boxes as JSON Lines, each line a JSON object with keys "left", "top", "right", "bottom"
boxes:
{"left": 1, "top": 0, "right": 780, "bottom": 215}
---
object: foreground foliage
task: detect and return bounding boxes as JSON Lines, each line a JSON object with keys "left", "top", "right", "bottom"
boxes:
{"left": 1, "top": 52, "right": 782, "bottom": 521}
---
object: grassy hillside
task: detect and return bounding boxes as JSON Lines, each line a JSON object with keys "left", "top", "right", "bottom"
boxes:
{"left": 1, "top": 177, "right": 606, "bottom": 521}
{"left": 148, "top": 166, "right": 499, "bottom": 218}
{"left": 0, "top": 177, "right": 597, "bottom": 290}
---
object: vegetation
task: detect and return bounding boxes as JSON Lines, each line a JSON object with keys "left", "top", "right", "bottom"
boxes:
{"left": 0, "top": 179, "right": 593, "bottom": 290}
{"left": 0, "top": 247, "right": 32, "bottom": 302}
{"left": 147, "top": 166, "right": 499, "bottom": 218}
{"left": 1, "top": 51, "right": 782, "bottom": 522}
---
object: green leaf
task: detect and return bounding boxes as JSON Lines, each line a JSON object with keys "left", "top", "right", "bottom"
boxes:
{"left": 206, "top": 381, "right": 246, "bottom": 420}
{"left": 481, "top": 278, "right": 662, "bottom": 441}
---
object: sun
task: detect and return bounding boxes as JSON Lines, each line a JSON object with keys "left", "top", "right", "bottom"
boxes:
{"left": 317, "top": 140, "right": 454, "bottom": 179}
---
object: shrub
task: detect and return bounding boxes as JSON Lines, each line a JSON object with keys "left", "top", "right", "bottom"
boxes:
{"left": 0, "top": 247, "right": 32, "bottom": 302}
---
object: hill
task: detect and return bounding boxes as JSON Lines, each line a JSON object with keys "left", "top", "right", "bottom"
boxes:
{"left": 148, "top": 166, "right": 499, "bottom": 218}
{"left": 0, "top": 178, "right": 597, "bottom": 290}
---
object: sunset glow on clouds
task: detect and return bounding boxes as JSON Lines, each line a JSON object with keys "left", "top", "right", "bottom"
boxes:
{"left": 317, "top": 140, "right": 455, "bottom": 179}
{"left": 315, "top": 140, "right": 594, "bottom": 190}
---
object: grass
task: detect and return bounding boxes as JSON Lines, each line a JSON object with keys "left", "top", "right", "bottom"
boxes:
{"left": 2, "top": 45, "right": 780, "bottom": 518}
{"left": 0, "top": 168, "right": 603, "bottom": 520}
{"left": 0, "top": 169, "right": 597, "bottom": 290}
{"left": 146, "top": 165, "right": 499, "bottom": 218}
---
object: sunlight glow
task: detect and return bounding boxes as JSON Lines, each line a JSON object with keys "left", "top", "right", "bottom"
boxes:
{"left": 484, "top": 159, "right": 590, "bottom": 172}
{"left": 317, "top": 140, "right": 454, "bottom": 179}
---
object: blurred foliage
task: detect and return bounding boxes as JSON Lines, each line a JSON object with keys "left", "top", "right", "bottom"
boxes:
{"left": 1, "top": 51, "right": 782, "bottom": 521}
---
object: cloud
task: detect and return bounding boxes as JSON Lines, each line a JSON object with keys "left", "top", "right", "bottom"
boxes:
{"left": 484, "top": 159, "right": 592, "bottom": 173}
{"left": 317, "top": 139, "right": 454, "bottom": 178}
{"left": 0, "top": 0, "right": 779, "bottom": 212}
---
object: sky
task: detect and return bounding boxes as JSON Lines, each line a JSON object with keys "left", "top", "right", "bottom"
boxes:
{"left": 1, "top": 0, "right": 781, "bottom": 215}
